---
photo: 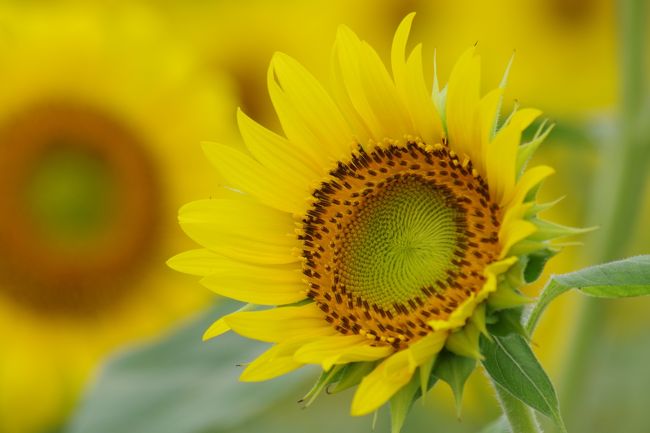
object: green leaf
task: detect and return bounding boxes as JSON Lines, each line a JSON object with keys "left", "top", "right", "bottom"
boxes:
{"left": 480, "top": 334, "right": 566, "bottom": 432}
{"left": 389, "top": 373, "right": 421, "bottom": 433}
{"left": 527, "top": 255, "right": 650, "bottom": 332}
{"left": 477, "top": 416, "right": 508, "bottom": 433}
{"left": 432, "top": 351, "right": 476, "bottom": 417}
{"left": 67, "top": 302, "right": 309, "bottom": 433}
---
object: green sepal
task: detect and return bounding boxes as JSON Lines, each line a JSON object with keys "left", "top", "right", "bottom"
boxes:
{"left": 470, "top": 303, "right": 489, "bottom": 337}
{"left": 488, "top": 261, "right": 534, "bottom": 311}
{"left": 389, "top": 360, "right": 441, "bottom": 433}
{"left": 300, "top": 365, "right": 345, "bottom": 407}
{"left": 431, "top": 351, "right": 476, "bottom": 418}
{"left": 508, "top": 239, "right": 548, "bottom": 257}
{"left": 524, "top": 248, "right": 558, "bottom": 283}
{"left": 446, "top": 322, "right": 482, "bottom": 360}
{"left": 487, "top": 287, "right": 533, "bottom": 311}
{"left": 418, "top": 356, "right": 436, "bottom": 400}
{"left": 516, "top": 121, "right": 554, "bottom": 176}
{"left": 504, "top": 258, "right": 526, "bottom": 288}
{"left": 525, "top": 196, "right": 565, "bottom": 218}
{"left": 487, "top": 307, "right": 528, "bottom": 339}
{"left": 528, "top": 218, "right": 595, "bottom": 242}
{"left": 328, "top": 362, "right": 376, "bottom": 394}
{"left": 389, "top": 372, "right": 421, "bottom": 433}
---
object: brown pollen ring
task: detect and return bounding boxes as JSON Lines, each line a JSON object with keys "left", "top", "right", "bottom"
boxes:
{"left": 300, "top": 140, "right": 502, "bottom": 349}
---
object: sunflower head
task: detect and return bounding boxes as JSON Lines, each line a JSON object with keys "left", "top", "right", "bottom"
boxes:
{"left": 170, "top": 13, "right": 577, "bottom": 430}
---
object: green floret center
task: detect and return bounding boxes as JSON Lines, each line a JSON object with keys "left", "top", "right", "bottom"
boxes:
{"left": 339, "top": 176, "right": 461, "bottom": 309}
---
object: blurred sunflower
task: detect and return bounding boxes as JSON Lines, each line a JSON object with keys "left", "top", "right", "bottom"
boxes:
{"left": 172, "top": 13, "right": 572, "bottom": 426}
{"left": 406, "top": 0, "right": 617, "bottom": 117}
{"left": 153, "top": 0, "right": 417, "bottom": 125}
{"left": 0, "top": 4, "right": 236, "bottom": 432}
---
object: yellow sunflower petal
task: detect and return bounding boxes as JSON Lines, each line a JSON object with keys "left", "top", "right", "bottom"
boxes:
{"left": 167, "top": 249, "right": 225, "bottom": 277}
{"left": 477, "top": 87, "right": 504, "bottom": 176}
{"left": 505, "top": 165, "right": 555, "bottom": 208}
{"left": 203, "top": 316, "right": 232, "bottom": 341}
{"left": 240, "top": 339, "right": 306, "bottom": 382}
{"left": 486, "top": 108, "right": 541, "bottom": 203}
{"left": 270, "top": 52, "right": 353, "bottom": 161}
{"left": 178, "top": 198, "right": 300, "bottom": 265}
{"left": 267, "top": 62, "right": 332, "bottom": 167}
{"left": 237, "top": 108, "right": 322, "bottom": 182}
{"left": 500, "top": 216, "right": 538, "bottom": 258}
{"left": 350, "top": 332, "right": 446, "bottom": 416}
{"left": 202, "top": 142, "right": 307, "bottom": 214}
{"left": 446, "top": 47, "right": 481, "bottom": 162}
{"left": 391, "top": 14, "right": 443, "bottom": 143}
{"left": 404, "top": 44, "right": 444, "bottom": 145}
{"left": 334, "top": 25, "right": 411, "bottom": 141}
{"left": 293, "top": 334, "right": 394, "bottom": 370}
{"left": 429, "top": 257, "right": 517, "bottom": 332}
{"left": 390, "top": 13, "right": 414, "bottom": 91}
{"left": 224, "top": 303, "right": 335, "bottom": 343}
{"left": 329, "top": 39, "right": 373, "bottom": 144}
{"left": 200, "top": 262, "right": 306, "bottom": 305}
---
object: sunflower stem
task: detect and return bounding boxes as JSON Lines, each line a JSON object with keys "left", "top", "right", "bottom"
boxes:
{"left": 559, "top": 0, "right": 649, "bottom": 427}
{"left": 493, "top": 382, "right": 542, "bottom": 433}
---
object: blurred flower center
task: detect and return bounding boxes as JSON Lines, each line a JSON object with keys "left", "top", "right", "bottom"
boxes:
{"left": 0, "top": 102, "right": 160, "bottom": 316}
{"left": 26, "top": 146, "right": 115, "bottom": 245}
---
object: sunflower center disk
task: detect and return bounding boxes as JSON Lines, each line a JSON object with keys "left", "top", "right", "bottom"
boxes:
{"left": 301, "top": 142, "right": 502, "bottom": 347}
{"left": 340, "top": 177, "right": 461, "bottom": 309}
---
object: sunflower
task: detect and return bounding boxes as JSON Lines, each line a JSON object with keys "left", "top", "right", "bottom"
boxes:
{"left": 0, "top": 4, "right": 236, "bottom": 433}
{"left": 171, "top": 13, "right": 568, "bottom": 425}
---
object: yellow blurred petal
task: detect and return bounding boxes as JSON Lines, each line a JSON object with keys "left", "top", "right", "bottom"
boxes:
{"left": 178, "top": 198, "right": 300, "bottom": 265}
{"left": 224, "top": 303, "right": 335, "bottom": 343}
{"left": 293, "top": 334, "right": 394, "bottom": 370}
{"left": 351, "top": 332, "right": 445, "bottom": 416}
{"left": 240, "top": 339, "right": 306, "bottom": 382}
